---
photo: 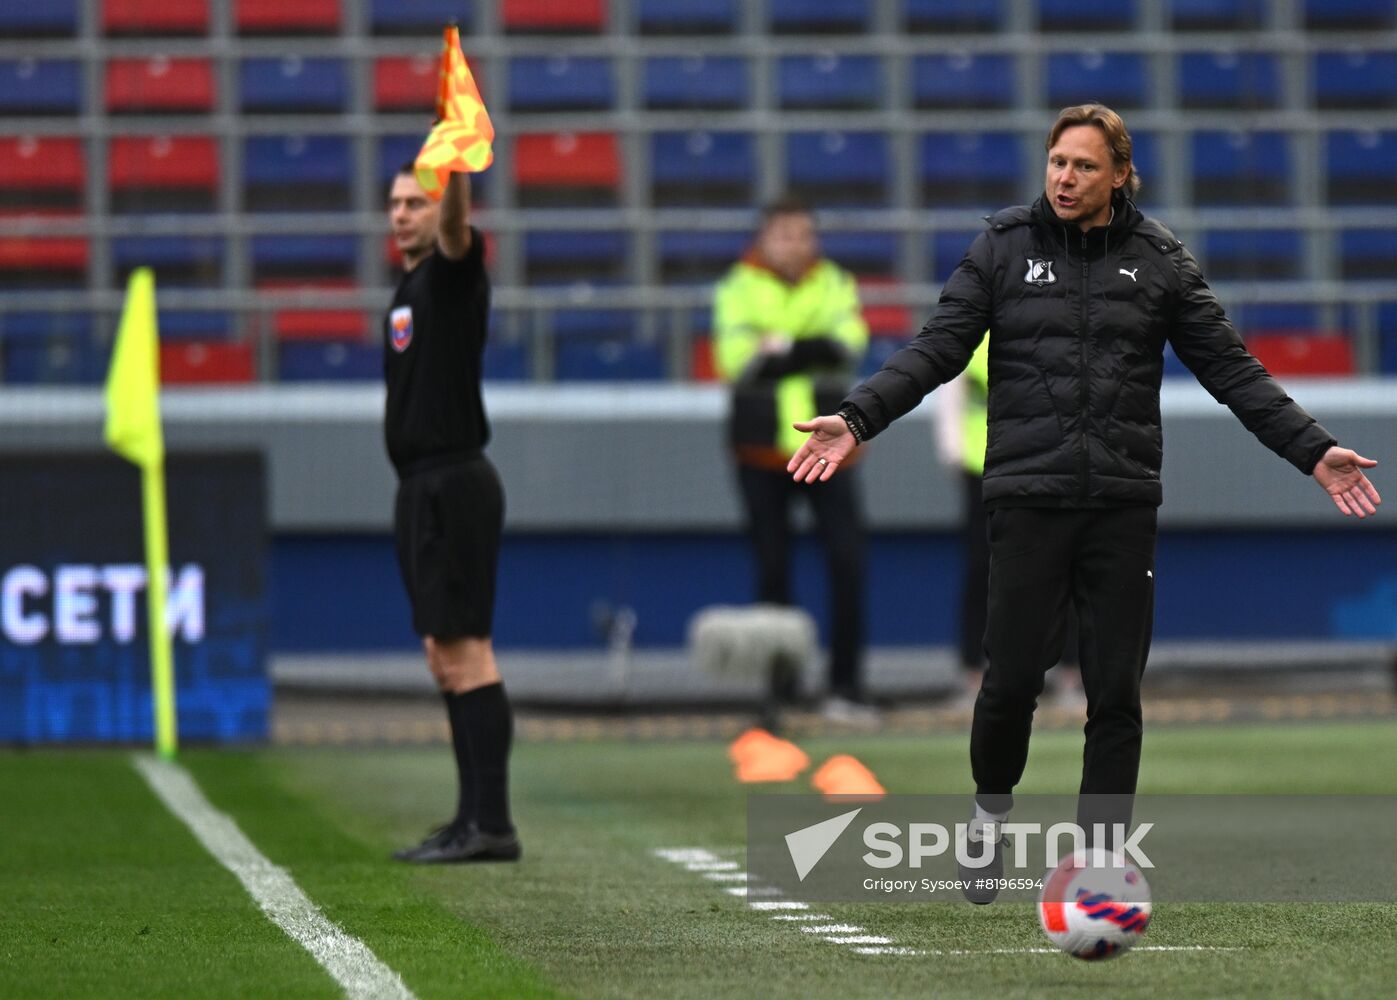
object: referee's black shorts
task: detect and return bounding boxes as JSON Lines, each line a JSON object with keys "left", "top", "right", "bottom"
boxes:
{"left": 393, "top": 454, "right": 504, "bottom": 639}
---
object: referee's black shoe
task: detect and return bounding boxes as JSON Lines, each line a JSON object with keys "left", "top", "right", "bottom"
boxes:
{"left": 957, "top": 831, "right": 1006, "bottom": 905}
{"left": 393, "top": 822, "right": 522, "bottom": 864}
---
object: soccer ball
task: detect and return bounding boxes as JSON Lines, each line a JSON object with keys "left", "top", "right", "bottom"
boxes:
{"left": 1037, "top": 847, "right": 1152, "bottom": 960}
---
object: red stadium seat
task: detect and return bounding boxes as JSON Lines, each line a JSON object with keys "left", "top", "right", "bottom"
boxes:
{"left": 0, "top": 236, "right": 87, "bottom": 270}
{"left": 160, "top": 341, "right": 255, "bottom": 383}
{"left": 0, "top": 136, "right": 84, "bottom": 208}
{"left": 109, "top": 135, "right": 218, "bottom": 212}
{"left": 103, "top": 0, "right": 209, "bottom": 34}
{"left": 502, "top": 0, "right": 605, "bottom": 33}
{"left": 857, "top": 278, "right": 913, "bottom": 336}
{"left": 236, "top": 0, "right": 340, "bottom": 34}
{"left": 515, "top": 132, "right": 621, "bottom": 207}
{"left": 258, "top": 278, "right": 366, "bottom": 340}
{"left": 1246, "top": 333, "right": 1355, "bottom": 376}
{"left": 690, "top": 335, "right": 716, "bottom": 381}
{"left": 106, "top": 58, "right": 215, "bottom": 112}
{"left": 373, "top": 55, "right": 438, "bottom": 111}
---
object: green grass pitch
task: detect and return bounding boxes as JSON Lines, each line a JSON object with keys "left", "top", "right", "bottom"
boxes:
{"left": 4, "top": 720, "right": 1397, "bottom": 999}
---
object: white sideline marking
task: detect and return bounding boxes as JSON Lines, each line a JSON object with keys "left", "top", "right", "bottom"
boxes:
{"left": 685, "top": 861, "right": 740, "bottom": 872}
{"left": 800, "top": 924, "right": 864, "bottom": 934}
{"left": 853, "top": 947, "right": 924, "bottom": 956}
{"left": 134, "top": 755, "right": 415, "bottom": 1000}
{"left": 703, "top": 872, "right": 749, "bottom": 882}
{"left": 825, "top": 935, "right": 893, "bottom": 945}
{"left": 747, "top": 901, "right": 809, "bottom": 911}
{"left": 771, "top": 914, "right": 832, "bottom": 922}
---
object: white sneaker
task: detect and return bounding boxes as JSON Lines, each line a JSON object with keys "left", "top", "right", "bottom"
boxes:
{"left": 820, "top": 695, "right": 882, "bottom": 729}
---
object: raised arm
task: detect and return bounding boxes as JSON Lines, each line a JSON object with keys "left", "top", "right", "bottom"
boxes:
{"left": 436, "top": 172, "right": 473, "bottom": 259}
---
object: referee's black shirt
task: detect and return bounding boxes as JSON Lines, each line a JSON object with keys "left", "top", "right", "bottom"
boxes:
{"left": 383, "top": 227, "right": 490, "bottom": 476}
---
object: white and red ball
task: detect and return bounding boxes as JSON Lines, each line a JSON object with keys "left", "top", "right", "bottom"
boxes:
{"left": 1038, "top": 848, "right": 1152, "bottom": 960}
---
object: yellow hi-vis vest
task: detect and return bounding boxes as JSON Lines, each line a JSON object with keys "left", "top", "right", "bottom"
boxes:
{"left": 962, "top": 335, "right": 990, "bottom": 476}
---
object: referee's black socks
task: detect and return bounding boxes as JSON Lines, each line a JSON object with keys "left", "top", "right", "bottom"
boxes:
{"left": 444, "top": 682, "right": 515, "bottom": 836}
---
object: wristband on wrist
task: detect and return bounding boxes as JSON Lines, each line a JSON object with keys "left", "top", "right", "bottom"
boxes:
{"left": 837, "top": 404, "right": 869, "bottom": 444}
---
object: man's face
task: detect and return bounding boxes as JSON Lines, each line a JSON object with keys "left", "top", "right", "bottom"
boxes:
{"left": 758, "top": 212, "right": 818, "bottom": 281}
{"left": 388, "top": 173, "right": 439, "bottom": 261}
{"left": 1045, "top": 124, "right": 1128, "bottom": 231}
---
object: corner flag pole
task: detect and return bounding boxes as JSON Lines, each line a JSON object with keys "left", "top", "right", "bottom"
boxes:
{"left": 104, "top": 267, "right": 177, "bottom": 759}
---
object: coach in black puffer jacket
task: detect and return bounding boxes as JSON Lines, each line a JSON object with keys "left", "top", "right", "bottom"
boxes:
{"left": 784, "top": 105, "right": 1381, "bottom": 901}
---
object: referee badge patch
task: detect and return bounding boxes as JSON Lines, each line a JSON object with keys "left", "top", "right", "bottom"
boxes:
{"left": 390, "top": 306, "right": 414, "bottom": 352}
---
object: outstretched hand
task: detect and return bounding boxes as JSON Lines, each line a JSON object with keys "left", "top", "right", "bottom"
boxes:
{"left": 787, "top": 415, "right": 857, "bottom": 483}
{"left": 1313, "top": 446, "right": 1381, "bottom": 518}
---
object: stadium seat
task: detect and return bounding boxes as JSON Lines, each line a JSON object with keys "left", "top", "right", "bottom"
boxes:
{"left": 769, "top": 0, "right": 871, "bottom": 34}
{"left": 1191, "top": 131, "right": 1291, "bottom": 206}
{"left": 657, "top": 230, "right": 746, "bottom": 283}
{"left": 258, "top": 278, "right": 364, "bottom": 341}
{"left": 553, "top": 310, "right": 665, "bottom": 381}
{"left": 251, "top": 234, "right": 357, "bottom": 281}
{"left": 157, "top": 310, "right": 233, "bottom": 342}
{"left": 1233, "top": 303, "right": 1322, "bottom": 334}
{"left": 643, "top": 56, "right": 749, "bottom": 110}
{"left": 1039, "top": 0, "right": 1136, "bottom": 30}
{"left": 822, "top": 231, "right": 899, "bottom": 278}
{"left": 103, "top": 0, "right": 209, "bottom": 34}
{"left": 777, "top": 54, "right": 881, "bottom": 111}
{"left": 928, "top": 230, "right": 982, "bottom": 282}
{"left": 235, "top": 0, "right": 340, "bottom": 35}
{"left": 373, "top": 55, "right": 438, "bottom": 111}
{"left": 109, "top": 135, "right": 218, "bottom": 213}
{"left": 369, "top": 0, "right": 475, "bottom": 35}
{"left": 637, "top": 0, "right": 739, "bottom": 34}
{"left": 112, "top": 235, "right": 223, "bottom": 287}
{"left": 1245, "top": 334, "right": 1355, "bottom": 376}
{"left": 857, "top": 277, "right": 913, "bottom": 337}
{"left": 1170, "top": 0, "right": 1266, "bottom": 29}
{"left": 860, "top": 333, "right": 908, "bottom": 378}
{"left": 1304, "top": 0, "right": 1395, "bottom": 29}
{"left": 1179, "top": 52, "right": 1280, "bottom": 109}
{"left": 0, "top": 0, "right": 77, "bottom": 36}
{"left": 0, "top": 136, "right": 84, "bottom": 210}
{"left": 106, "top": 57, "right": 216, "bottom": 113}
{"left": 786, "top": 132, "right": 890, "bottom": 207}
{"left": 905, "top": 0, "right": 1005, "bottom": 33}
{"left": 240, "top": 57, "right": 348, "bottom": 113}
{"left": 509, "top": 56, "right": 615, "bottom": 113}
{"left": 0, "top": 60, "right": 82, "bottom": 115}
{"left": 1045, "top": 52, "right": 1148, "bottom": 110}
{"left": 1, "top": 314, "right": 100, "bottom": 384}
{"left": 243, "top": 135, "right": 352, "bottom": 212}
{"left": 502, "top": 0, "right": 605, "bottom": 33}
{"left": 483, "top": 321, "right": 530, "bottom": 381}
{"left": 650, "top": 131, "right": 754, "bottom": 207}
{"left": 1202, "top": 229, "right": 1304, "bottom": 281}
{"left": 1128, "top": 130, "right": 1161, "bottom": 206}
{"left": 1313, "top": 51, "right": 1397, "bottom": 109}
{"left": 524, "top": 231, "right": 628, "bottom": 283}
{"left": 162, "top": 342, "right": 256, "bottom": 383}
{"left": 1379, "top": 302, "right": 1397, "bottom": 374}
{"left": 912, "top": 53, "right": 1014, "bottom": 109}
{"left": 515, "top": 132, "right": 621, "bottom": 208}
{"left": 1327, "top": 131, "right": 1397, "bottom": 205}
{"left": 0, "top": 230, "right": 86, "bottom": 290}
{"left": 278, "top": 340, "right": 379, "bottom": 381}
{"left": 1339, "top": 229, "right": 1397, "bottom": 280}
{"left": 921, "top": 132, "right": 1022, "bottom": 208}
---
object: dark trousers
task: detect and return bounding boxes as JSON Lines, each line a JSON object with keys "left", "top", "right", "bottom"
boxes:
{"left": 736, "top": 463, "right": 867, "bottom": 701}
{"left": 971, "top": 506, "right": 1157, "bottom": 812}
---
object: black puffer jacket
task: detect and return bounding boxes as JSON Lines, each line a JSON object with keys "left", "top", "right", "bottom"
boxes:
{"left": 844, "top": 191, "right": 1335, "bottom": 507}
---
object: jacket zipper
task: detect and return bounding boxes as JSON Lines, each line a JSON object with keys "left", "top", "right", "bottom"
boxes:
{"left": 1079, "top": 229, "right": 1090, "bottom": 502}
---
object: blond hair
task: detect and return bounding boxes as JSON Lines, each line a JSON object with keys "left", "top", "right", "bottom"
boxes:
{"left": 1046, "top": 103, "right": 1140, "bottom": 198}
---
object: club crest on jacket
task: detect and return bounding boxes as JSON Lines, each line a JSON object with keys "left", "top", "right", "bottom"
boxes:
{"left": 390, "top": 305, "right": 414, "bottom": 352}
{"left": 1024, "top": 259, "right": 1057, "bottom": 285}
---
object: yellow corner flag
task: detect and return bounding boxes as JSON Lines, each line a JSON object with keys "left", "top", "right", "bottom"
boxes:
{"left": 104, "top": 267, "right": 177, "bottom": 759}
{"left": 415, "top": 25, "right": 495, "bottom": 199}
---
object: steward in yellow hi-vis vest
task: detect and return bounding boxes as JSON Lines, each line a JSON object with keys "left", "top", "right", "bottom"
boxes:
{"left": 714, "top": 216, "right": 868, "bottom": 467}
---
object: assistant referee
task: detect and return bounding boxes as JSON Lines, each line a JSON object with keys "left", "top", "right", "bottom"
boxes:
{"left": 384, "top": 164, "right": 519, "bottom": 864}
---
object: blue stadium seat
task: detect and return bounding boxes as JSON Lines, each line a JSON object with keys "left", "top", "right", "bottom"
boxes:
{"left": 1191, "top": 131, "right": 1291, "bottom": 206}
{"left": 1340, "top": 229, "right": 1397, "bottom": 280}
{"left": 769, "top": 0, "right": 871, "bottom": 34}
{"left": 553, "top": 310, "right": 665, "bottom": 381}
{"left": 0, "top": 0, "right": 77, "bottom": 36}
{"left": 1046, "top": 52, "right": 1148, "bottom": 109}
{"left": 821, "top": 231, "right": 899, "bottom": 277}
{"left": 240, "top": 57, "right": 347, "bottom": 113}
{"left": 1039, "top": 0, "right": 1136, "bottom": 30}
{"left": 1179, "top": 52, "right": 1280, "bottom": 109}
{"left": 905, "top": 0, "right": 1004, "bottom": 33}
{"left": 1170, "top": 0, "right": 1266, "bottom": 29}
{"left": 278, "top": 340, "right": 380, "bottom": 381}
{"left": 637, "top": 0, "right": 739, "bottom": 34}
{"left": 643, "top": 56, "right": 748, "bottom": 109}
{"left": 1232, "top": 303, "right": 1322, "bottom": 333}
{"left": 1378, "top": 302, "right": 1397, "bottom": 373}
{"left": 483, "top": 322, "right": 530, "bottom": 380}
{"left": 928, "top": 230, "right": 981, "bottom": 282}
{"left": 243, "top": 135, "right": 352, "bottom": 211}
{"left": 657, "top": 230, "right": 747, "bottom": 283}
{"left": 1128, "top": 130, "right": 1160, "bottom": 205}
{"left": 1326, "top": 130, "right": 1397, "bottom": 205}
{"left": 0, "top": 60, "right": 81, "bottom": 115}
{"left": 1, "top": 312, "right": 100, "bottom": 384}
{"left": 112, "top": 236, "right": 223, "bottom": 287}
{"left": 251, "top": 234, "right": 357, "bottom": 280}
{"left": 158, "top": 310, "right": 234, "bottom": 341}
{"left": 912, "top": 53, "right": 1014, "bottom": 109}
{"left": 524, "top": 231, "right": 628, "bottom": 283}
{"left": 1305, "top": 0, "right": 1394, "bottom": 29}
{"left": 509, "top": 56, "right": 614, "bottom": 112}
{"left": 1203, "top": 229, "right": 1304, "bottom": 281}
{"left": 369, "top": 0, "right": 474, "bottom": 35}
{"left": 920, "top": 132, "right": 1022, "bottom": 208}
{"left": 777, "top": 54, "right": 881, "bottom": 110}
{"left": 1314, "top": 51, "right": 1397, "bottom": 109}
{"left": 650, "top": 131, "right": 754, "bottom": 207}
{"left": 786, "top": 131, "right": 890, "bottom": 207}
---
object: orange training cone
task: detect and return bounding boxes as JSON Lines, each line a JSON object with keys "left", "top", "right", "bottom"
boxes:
{"left": 811, "top": 754, "right": 885, "bottom": 800}
{"left": 728, "top": 727, "right": 810, "bottom": 783}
